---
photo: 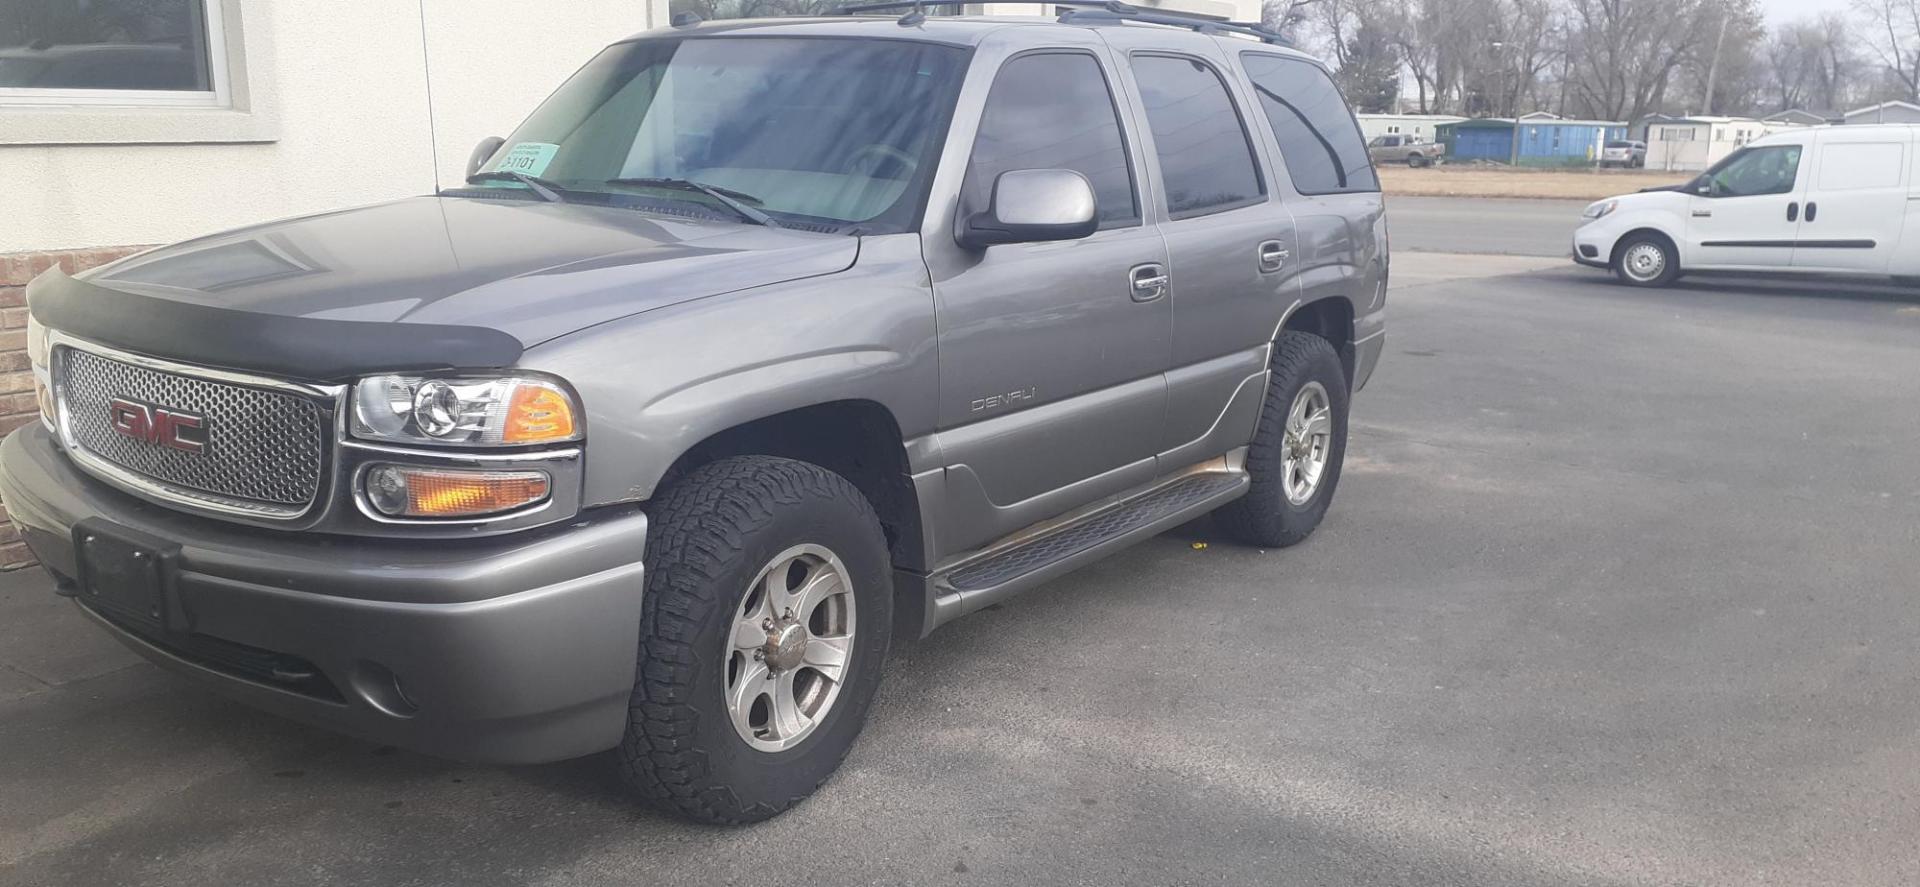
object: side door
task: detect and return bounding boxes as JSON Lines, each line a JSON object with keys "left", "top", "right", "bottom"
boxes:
{"left": 1233, "top": 50, "right": 1388, "bottom": 386}
{"left": 1791, "top": 127, "right": 1913, "bottom": 273}
{"left": 920, "top": 35, "right": 1170, "bottom": 556}
{"left": 1683, "top": 140, "right": 1808, "bottom": 270}
{"left": 1101, "top": 36, "right": 1294, "bottom": 459}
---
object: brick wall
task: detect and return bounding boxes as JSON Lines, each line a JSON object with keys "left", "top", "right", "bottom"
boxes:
{"left": 0, "top": 246, "right": 152, "bottom": 569}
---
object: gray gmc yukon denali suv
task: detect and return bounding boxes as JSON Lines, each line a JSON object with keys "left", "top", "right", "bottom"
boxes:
{"left": 0, "top": 7, "right": 1385, "bottom": 823}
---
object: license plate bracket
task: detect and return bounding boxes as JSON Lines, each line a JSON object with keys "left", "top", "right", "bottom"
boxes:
{"left": 72, "top": 519, "right": 186, "bottom": 634}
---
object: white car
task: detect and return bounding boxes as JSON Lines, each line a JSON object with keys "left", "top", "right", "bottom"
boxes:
{"left": 1573, "top": 125, "right": 1920, "bottom": 287}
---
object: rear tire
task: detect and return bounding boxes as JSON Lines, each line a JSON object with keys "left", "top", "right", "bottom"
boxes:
{"left": 1215, "top": 331, "right": 1350, "bottom": 548}
{"left": 1407, "top": 154, "right": 1427, "bottom": 168}
{"left": 619, "top": 455, "right": 893, "bottom": 824}
{"left": 1612, "top": 232, "right": 1680, "bottom": 287}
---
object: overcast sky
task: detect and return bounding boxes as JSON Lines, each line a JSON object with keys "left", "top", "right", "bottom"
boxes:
{"left": 1758, "top": 0, "right": 1854, "bottom": 25}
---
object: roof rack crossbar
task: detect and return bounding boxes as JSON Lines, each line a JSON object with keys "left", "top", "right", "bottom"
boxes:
{"left": 832, "top": 0, "right": 1294, "bottom": 46}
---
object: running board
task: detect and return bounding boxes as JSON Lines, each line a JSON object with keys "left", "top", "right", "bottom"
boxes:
{"left": 925, "top": 470, "right": 1249, "bottom": 631}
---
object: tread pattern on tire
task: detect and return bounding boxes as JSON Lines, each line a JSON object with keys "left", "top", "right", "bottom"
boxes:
{"left": 1214, "top": 331, "right": 1345, "bottom": 548}
{"left": 618, "top": 455, "right": 884, "bottom": 825}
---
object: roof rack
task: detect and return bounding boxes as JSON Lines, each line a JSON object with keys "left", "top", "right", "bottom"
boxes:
{"left": 833, "top": 0, "right": 1294, "bottom": 47}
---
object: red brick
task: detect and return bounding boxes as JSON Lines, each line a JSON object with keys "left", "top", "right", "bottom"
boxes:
{"left": 0, "top": 541, "right": 34, "bottom": 569}
{"left": 0, "top": 522, "right": 19, "bottom": 546}
{"left": 0, "top": 286, "right": 24, "bottom": 309}
{"left": 0, "top": 331, "right": 24, "bottom": 352}
{"left": 1, "top": 392, "right": 38, "bottom": 414}
{"left": 0, "top": 352, "right": 28, "bottom": 372}
{"left": 0, "top": 371, "right": 31, "bottom": 395}
{"left": 0, "top": 256, "right": 29, "bottom": 287}
{"left": 1, "top": 308, "right": 26, "bottom": 330}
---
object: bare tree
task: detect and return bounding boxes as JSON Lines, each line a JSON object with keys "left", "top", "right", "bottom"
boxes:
{"left": 1564, "top": 0, "right": 1729, "bottom": 121}
{"left": 1856, "top": 0, "right": 1920, "bottom": 102}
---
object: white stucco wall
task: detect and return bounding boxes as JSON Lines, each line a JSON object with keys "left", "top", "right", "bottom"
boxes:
{"left": 0, "top": 0, "right": 663, "bottom": 254}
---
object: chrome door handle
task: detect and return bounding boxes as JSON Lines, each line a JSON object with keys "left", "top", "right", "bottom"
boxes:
{"left": 1258, "top": 241, "right": 1290, "bottom": 273}
{"left": 1130, "top": 263, "right": 1168, "bottom": 301}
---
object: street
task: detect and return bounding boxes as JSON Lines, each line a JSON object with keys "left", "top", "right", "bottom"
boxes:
{"left": 6, "top": 202, "right": 1920, "bottom": 885}
{"left": 1387, "top": 196, "right": 1584, "bottom": 257}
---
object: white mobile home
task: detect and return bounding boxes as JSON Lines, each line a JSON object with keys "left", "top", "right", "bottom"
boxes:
{"left": 1842, "top": 101, "right": 1920, "bottom": 125}
{"left": 1355, "top": 114, "right": 1463, "bottom": 144}
{"left": 1642, "top": 116, "right": 1801, "bottom": 172}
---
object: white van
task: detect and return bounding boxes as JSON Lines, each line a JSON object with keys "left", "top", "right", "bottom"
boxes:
{"left": 1573, "top": 124, "right": 1920, "bottom": 287}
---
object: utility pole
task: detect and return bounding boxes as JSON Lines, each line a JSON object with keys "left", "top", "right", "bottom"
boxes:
{"left": 1701, "top": 8, "right": 1730, "bottom": 116}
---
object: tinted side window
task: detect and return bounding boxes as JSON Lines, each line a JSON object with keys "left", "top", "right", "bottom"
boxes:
{"left": 964, "top": 52, "right": 1138, "bottom": 229}
{"left": 1706, "top": 145, "right": 1802, "bottom": 197}
{"left": 1240, "top": 53, "right": 1379, "bottom": 195}
{"left": 1128, "top": 54, "right": 1265, "bottom": 218}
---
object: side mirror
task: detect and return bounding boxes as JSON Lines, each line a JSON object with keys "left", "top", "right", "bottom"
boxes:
{"left": 958, "top": 169, "right": 1098, "bottom": 250}
{"left": 466, "top": 136, "right": 506, "bottom": 180}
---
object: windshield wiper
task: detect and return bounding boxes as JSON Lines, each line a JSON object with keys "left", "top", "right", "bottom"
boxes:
{"left": 464, "top": 170, "right": 567, "bottom": 203}
{"left": 605, "top": 177, "right": 781, "bottom": 228}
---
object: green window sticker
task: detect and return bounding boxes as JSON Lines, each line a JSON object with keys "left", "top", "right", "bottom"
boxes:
{"left": 496, "top": 142, "right": 560, "bottom": 177}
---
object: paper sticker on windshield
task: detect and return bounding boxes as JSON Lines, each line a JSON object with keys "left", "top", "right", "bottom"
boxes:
{"left": 495, "top": 142, "right": 559, "bottom": 176}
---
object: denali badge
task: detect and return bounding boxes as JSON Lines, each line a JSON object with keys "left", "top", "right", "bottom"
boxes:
{"left": 108, "top": 397, "right": 209, "bottom": 455}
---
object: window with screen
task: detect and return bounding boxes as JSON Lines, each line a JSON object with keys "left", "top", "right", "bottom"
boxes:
{"left": 1129, "top": 54, "right": 1265, "bottom": 218}
{"left": 1239, "top": 53, "right": 1377, "bottom": 196}
{"left": 963, "top": 52, "right": 1139, "bottom": 230}
{"left": 0, "top": 0, "right": 223, "bottom": 104}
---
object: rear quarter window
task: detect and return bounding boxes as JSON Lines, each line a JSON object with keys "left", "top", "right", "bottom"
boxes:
{"left": 1239, "top": 53, "right": 1378, "bottom": 196}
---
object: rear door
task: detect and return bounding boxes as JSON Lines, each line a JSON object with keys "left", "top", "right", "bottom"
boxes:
{"left": 1683, "top": 138, "right": 1809, "bottom": 270}
{"left": 1101, "top": 34, "right": 1294, "bottom": 458}
{"left": 1790, "top": 127, "right": 1913, "bottom": 273}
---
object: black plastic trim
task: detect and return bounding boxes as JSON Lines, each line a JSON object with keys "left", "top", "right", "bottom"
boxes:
{"left": 1792, "top": 239, "right": 1876, "bottom": 249}
{"left": 1701, "top": 239, "right": 1876, "bottom": 249}
{"left": 27, "top": 270, "right": 524, "bottom": 381}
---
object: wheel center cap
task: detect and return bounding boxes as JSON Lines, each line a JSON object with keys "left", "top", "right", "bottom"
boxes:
{"left": 764, "top": 622, "right": 808, "bottom": 671}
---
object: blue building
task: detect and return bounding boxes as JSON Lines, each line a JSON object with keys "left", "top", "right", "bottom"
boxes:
{"left": 1438, "top": 116, "right": 1629, "bottom": 166}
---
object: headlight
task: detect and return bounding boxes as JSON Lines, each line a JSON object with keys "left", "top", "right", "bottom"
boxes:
{"left": 350, "top": 374, "right": 581, "bottom": 447}
{"left": 1581, "top": 199, "right": 1618, "bottom": 221}
{"left": 26, "top": 315, "right": 54, "bottom": 428}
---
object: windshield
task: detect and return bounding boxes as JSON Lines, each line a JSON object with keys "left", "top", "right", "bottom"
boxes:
{"left": 468, "top": 37, "right": 967, "bottom": 233}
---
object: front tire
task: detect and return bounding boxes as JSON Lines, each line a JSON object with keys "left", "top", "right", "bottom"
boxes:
{"left": 1215, "top": 331, "right": 1350, "bottom": 548}
{"left": 1612, "top": 232, "right": 1680, "bottom": 287}
{"left": 619, "top": 455, "right": 893, "bottom": 824}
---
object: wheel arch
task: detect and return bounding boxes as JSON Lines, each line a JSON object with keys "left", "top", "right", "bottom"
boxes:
{"left": 1281, "top": 295, "right": 1357, "bottom": 384}
{"left": 1610, "top": 226, "right": 1681, "bottom": 269}
{"left": 654, "top": 399, "right": 927, "bottom": 576}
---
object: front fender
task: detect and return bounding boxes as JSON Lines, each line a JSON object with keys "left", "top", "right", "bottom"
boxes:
{"left": 519, "top": 234, "right": 937, "bottom": 506}
{"left": 1575, "top": 206, "right": 1683, "bottom": 265}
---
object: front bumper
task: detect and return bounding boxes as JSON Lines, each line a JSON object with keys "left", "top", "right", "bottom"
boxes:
{"left": 0, "top": 425, "right": 647, "bottom": 764}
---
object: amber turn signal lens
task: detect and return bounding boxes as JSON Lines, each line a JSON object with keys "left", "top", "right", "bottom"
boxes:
{"left": 503, "top": 382, "right": 578, "bottom": 444}
{"left": 364, "top": 465, "right": 551, "bottom": 519}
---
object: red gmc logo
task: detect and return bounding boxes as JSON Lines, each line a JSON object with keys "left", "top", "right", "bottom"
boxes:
{"left": 108, "top": 397, "right": 209, "bottom": 455}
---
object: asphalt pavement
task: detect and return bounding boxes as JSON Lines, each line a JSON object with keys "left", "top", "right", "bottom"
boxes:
{"left": 5, "top": 206, "right": 1920, "bottom": 885}
{"left": 1387, "top": 196, "right": 1585, "bottom": 257}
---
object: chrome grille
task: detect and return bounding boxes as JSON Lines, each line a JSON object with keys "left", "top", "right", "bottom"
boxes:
{"left": 57, "top": 347, "right": 328, "bottom": 513}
